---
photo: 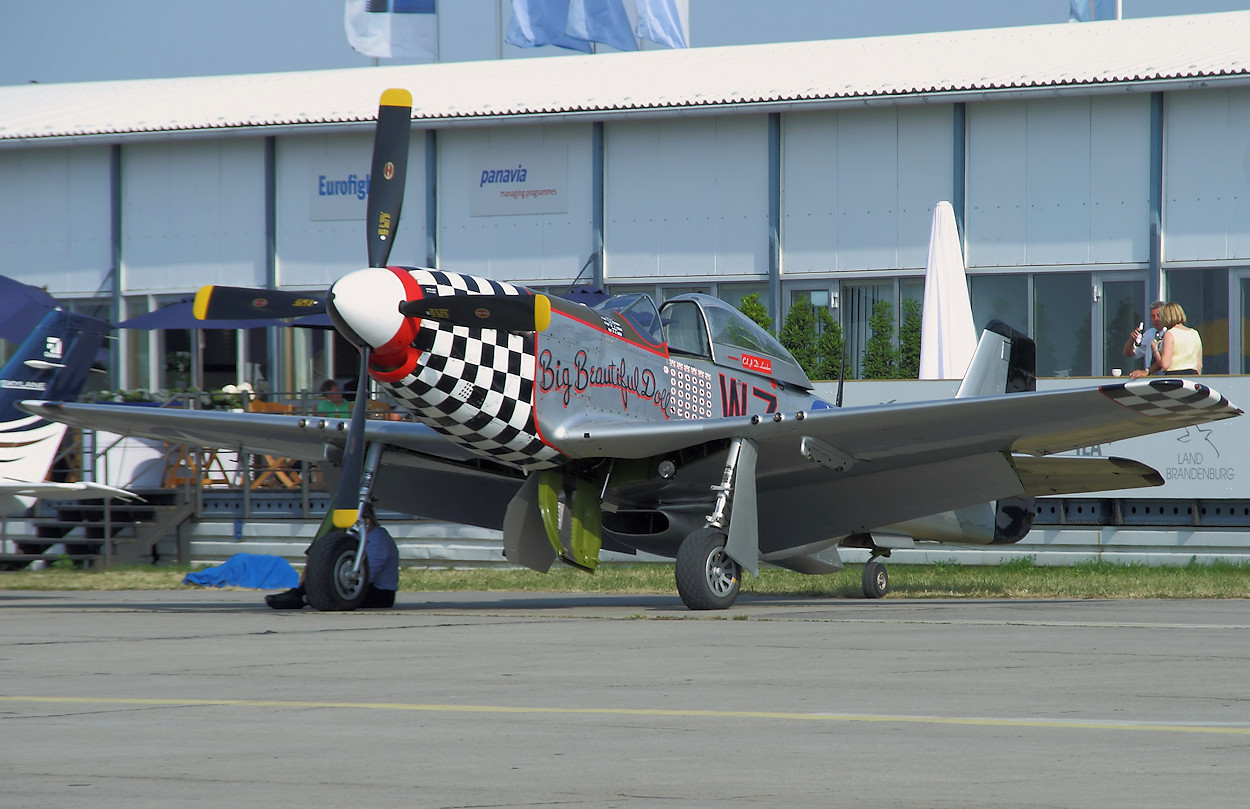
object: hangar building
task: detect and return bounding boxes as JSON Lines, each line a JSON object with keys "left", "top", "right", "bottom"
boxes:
{"left": 2, "top": 12, "right": 1250, "bottom": 393}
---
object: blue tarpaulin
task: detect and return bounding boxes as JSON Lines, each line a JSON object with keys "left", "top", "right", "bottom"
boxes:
{"left": 183, "top": 553, "right": 300, "bottom": 590}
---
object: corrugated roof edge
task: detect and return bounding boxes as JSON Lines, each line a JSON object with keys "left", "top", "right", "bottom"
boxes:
{"left": 3, "top": 11, "right": 1250, "bottom": 143}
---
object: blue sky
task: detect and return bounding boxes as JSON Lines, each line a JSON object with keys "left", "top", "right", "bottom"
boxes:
{"left": 3, "top": 0, "right": 1249, "bottom": 86}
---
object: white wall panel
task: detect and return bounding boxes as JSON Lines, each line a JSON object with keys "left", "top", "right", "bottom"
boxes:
{"left": 782, "top": 106, "right": 951, "bottom": 274}
{"left": 837, "top": 109, "right": 901, "bottom": 270}
{"left": 1165, "top": 87, "right": 1250, "bottom": 263}
{"left": 967, "top": 102, "right": 1028, "bottom": 267}
{"left": 0, "top": 146, "right": 111, "bottom": 296}
{"left": 438, "top": 124, "right": 592, "bottom": 284}
{"left": 122, "top": 139, "right": 266, "bottom": 292}
{"left": 896, "top": 106, "right": 957, "bottom": 268}
{"left": 1025, "top": 99, "right": 1092, "bottom": 265}
{"left": 275, "top": 131, "right": 428, "bottom": 289}
{"left": 781, "top": 111, "right": 838, "bottom": 272}
{"left": 969, "top": 96, "right": 1149, "bottom": 268}
{"left": 606, "top": 116, "right": 767, "bottom": 280}
{"left": 1089, "top": 95, "right": 1150, "bottom": 263}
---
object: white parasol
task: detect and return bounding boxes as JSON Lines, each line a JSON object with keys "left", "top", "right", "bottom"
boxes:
{"left": 919, "top": 201, "right": 978, "bottom": 379}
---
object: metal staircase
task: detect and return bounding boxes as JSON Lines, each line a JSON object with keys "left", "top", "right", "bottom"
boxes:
{"left": 1, "top": 489, "right": 196, "bottom": 569}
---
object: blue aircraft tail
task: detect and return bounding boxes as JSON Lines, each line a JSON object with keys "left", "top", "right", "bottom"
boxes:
{"left": 0, "top": 309, "right": 110, "bottom": 486}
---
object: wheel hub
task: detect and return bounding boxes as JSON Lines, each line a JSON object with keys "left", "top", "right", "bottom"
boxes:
{"left": 334, "top": 551, "right": 365, "bottom": 597}
{"left": 705, "top": 548, "right": 739, "bottom": 597}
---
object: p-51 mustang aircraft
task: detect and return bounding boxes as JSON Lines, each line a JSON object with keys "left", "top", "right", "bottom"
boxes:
{"left": 22, "top": 89, "right": 1242, "bottom": 610}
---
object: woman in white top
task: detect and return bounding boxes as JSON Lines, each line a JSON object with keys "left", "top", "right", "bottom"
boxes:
{"left": 1154, "top": 302, "right": 1202, "bottom": 376}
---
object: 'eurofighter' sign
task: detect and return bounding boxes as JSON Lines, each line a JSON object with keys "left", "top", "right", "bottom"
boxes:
{"left": 470, "top": 148, "right": 567, "bottom": 217}
{"left": 310, "top": 170, "right": 370, "bottom": 221}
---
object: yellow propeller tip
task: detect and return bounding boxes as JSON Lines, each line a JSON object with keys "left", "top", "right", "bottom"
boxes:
{"left": 192, "top": 287, "right": 214, "bottom": 321}
{"left": 380, "top": 88, "right": 412, "bottom": 108}
{"left": 534, "top": 294, "right": 551, "bottom": 332}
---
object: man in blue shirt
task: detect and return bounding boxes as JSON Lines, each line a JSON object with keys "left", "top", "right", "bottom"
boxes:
{"left": 360, "top": 511, "right": 399, "bottom": 607}
{"left": 1123, "top": 300, "right": 1165, "bottom": 378}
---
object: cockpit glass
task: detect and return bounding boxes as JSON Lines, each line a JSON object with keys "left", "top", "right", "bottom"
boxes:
{"left": 701, "top": 299, "right": 795, "bottom": 363}
{"left": 595, "top": 293, "right": 664, "bottom": 344}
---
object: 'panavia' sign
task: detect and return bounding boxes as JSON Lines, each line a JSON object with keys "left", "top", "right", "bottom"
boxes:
{"left": 470, "top": 148, "right": 567, "bottom": 217}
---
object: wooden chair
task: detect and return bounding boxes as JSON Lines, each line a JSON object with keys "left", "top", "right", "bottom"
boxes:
{"left": 244, "top": 399, "right": 303, "bottom": 490}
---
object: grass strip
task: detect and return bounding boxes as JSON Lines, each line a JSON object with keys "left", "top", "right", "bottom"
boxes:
{"left": 2, "top": 558, "right": 1248, "bottom": 599}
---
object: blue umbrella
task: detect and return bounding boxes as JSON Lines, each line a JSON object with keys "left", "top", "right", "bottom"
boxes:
{"left": 0, "top": 275, "right": 61, "bottom": 342}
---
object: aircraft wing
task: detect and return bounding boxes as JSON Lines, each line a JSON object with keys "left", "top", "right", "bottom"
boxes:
{"left": 551, "top": 378, "right": 1239, "bottom": 542}
{"left": 549, "top": 379, "right": 1240, "bottom": 470}
{"left": 16, "top": 401, "right": 480, "bottom": 464}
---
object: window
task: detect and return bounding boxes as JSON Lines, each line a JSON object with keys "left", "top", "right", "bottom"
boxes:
{"left": 840, "top": 281, "right": 891, "bottom": 378}
{"left": 596, "top": 293, "right": 664, "bottom": 344}
{"left": 1034, "top": 272, "right": 1091, "bottom": 377}
{"left": 1167, "top": 267, "right": 1229, "bottom": 375}
{"left": 970, "top": 274, "right": 1027, "bottom": 336}
{"left": 660, "top": 299, "right": 711, "bottom": 358}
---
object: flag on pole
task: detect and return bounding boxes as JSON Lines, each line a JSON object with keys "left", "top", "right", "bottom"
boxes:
{"left": 919, "top": 201, "right": 978, "bottom": 380}
{"left": 568, "top": 0, "right": 638, "bottom": 52}
{"left": 1069, "top": 0, "right": 1121, "bottom": 22}
{"left": 345, "top": 0, "right": 438, "bottom": 60}
{"left": 635, "top": 0, "right": 687, "bottom": 48}
{"left": 506, "top": 0, "right": 594, "bottom": 52}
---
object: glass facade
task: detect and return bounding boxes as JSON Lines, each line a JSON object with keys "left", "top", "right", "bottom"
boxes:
{"left": 1167, "top": 267, "right": 1229, "bottom": 375}
{"left": 98, "top": 266, "right": 1245, "bottom": 398}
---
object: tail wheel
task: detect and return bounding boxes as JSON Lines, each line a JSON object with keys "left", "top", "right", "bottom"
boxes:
{"left": 862, "top": 559, "right": 889, "bottom": 599}
{"left": 305, "top": 531, "right": 369, "bottom": 611}
{"left": 675, "top": 528, "right": 741, "bottom": 611}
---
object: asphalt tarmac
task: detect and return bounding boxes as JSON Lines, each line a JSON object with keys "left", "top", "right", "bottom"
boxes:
{"left": 2, "top": 590, "right": 1249, "bottom": 808}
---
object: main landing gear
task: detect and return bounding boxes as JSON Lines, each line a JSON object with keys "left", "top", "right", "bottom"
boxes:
{"left": 674, "top": 438, "right": 756, "bottom": 611}
{"left": 675, "top": 528, "right": 741, "bottom": 610}
{"left": 862, "top": 554, "right": 889, "bottom": 599}
{"left": 305, "top": 531, "right": 371, "bottom": 611}
{"left": 305, "top": 442, "right": 385, "bottom": 612}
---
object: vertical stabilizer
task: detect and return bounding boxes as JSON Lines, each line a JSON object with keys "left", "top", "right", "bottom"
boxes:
{"left": 954, "top": 320, "right": 1036, "bottom": 399}
{"left": 0, "top": 309, "right": 109, "bottom": 489}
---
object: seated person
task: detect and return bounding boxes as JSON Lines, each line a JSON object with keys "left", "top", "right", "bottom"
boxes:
{"left": 316, "top": 379, "right": 351, "bottom": 417}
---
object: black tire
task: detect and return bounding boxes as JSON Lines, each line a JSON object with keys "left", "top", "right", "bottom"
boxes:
{"left": 862, "top": 559, "right": 888, "bottom": 599}
{"left": 305, "top": 531, "right": 369, "bottom": 611}
{"left": 675, "top": 528, "right": 741, "bottom": 611}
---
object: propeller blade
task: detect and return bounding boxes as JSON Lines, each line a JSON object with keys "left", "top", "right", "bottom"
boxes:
{"left": 366, "top": 88, "right": 413, "bottom": 269}
{"left": 332, "top": 346, "right": 373, "bottom": 530}
{"left": 399, "top": 293, "right": 551, "bottom": 333}
{"left": 193, "top": 285, "right": 326, "bottom": 321}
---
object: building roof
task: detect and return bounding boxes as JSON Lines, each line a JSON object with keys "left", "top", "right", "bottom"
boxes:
{"left": 4, "top": 11, "right": 1250, "bottom": 146}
